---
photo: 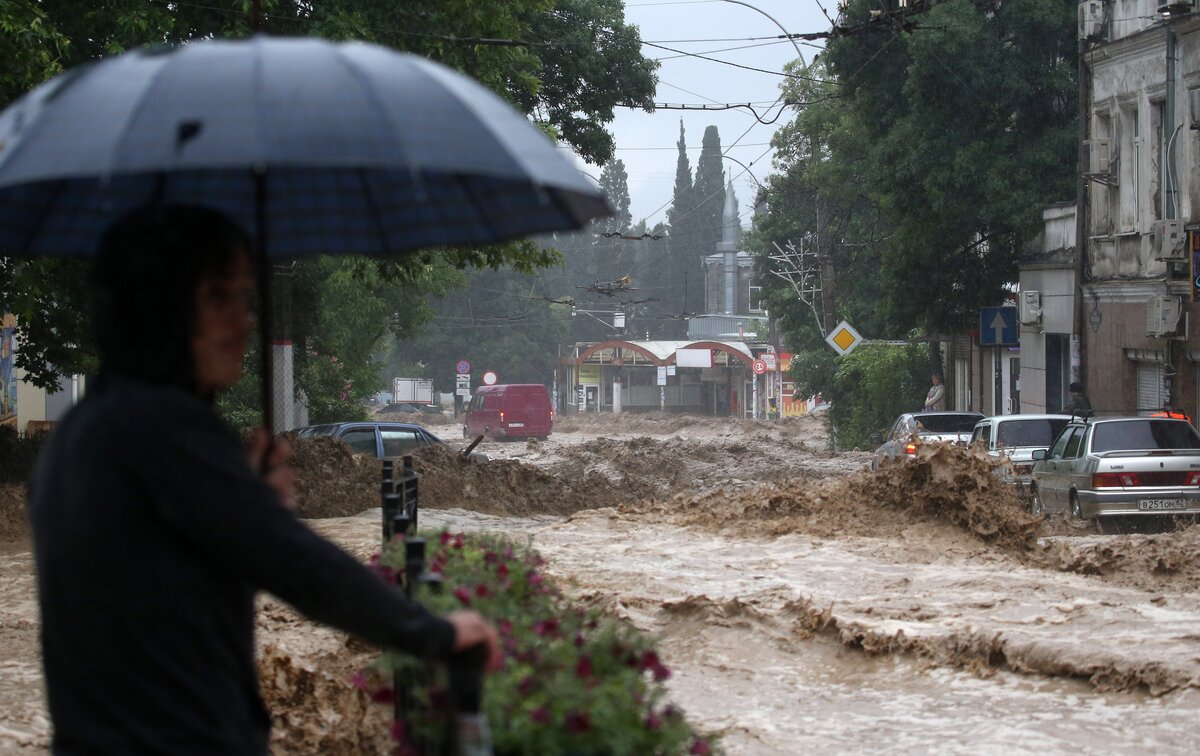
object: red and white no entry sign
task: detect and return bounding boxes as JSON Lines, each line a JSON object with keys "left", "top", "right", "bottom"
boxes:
{"left": 482, "top": 370, "right": 498, "bottom": 385}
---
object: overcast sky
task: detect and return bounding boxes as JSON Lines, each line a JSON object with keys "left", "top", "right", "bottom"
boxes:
{"left": 578, "top": 0, "right": 836, "bottom": 230}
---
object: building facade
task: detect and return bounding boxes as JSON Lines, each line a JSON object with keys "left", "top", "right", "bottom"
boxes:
{"left": 1078, "top": 2, "right": 1200, "bottom": 416}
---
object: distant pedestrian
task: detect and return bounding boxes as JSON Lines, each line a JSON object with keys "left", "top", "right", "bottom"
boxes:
{"left": 923, "top": 372, "right": 945, "bottom": 411}
{"left": 1065, "top": 381, "right": 1092, "bottom": 415}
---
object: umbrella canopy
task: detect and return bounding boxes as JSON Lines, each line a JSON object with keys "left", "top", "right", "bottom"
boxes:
{"left": 0, "top": 36, "right": 610, "bottom": 258}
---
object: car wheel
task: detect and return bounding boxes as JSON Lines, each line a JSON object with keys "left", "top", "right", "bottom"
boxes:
{"left": 1030, "top": 485, "right": 1044, "bottom": 516}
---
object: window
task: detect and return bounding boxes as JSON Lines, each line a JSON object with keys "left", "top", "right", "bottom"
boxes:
{"left": 970, "top": 424, "right": 991, "bottom": 448}
{"left": 381, "top": 428, "right": 425, "bottom": 456}
{"left": 337, "top": 428, "right": 377, "bottom": 456}
{"left": 1063, "top": 427, "right": 1085, "bottom": 459}
{"left": 748, "top": 281, "right": 764, "bottom": 313}
{"left": 1048, "top": 427, "right": 1073, "bottom": 459}
{"left": 1092, "top": 419, "right": 1200, "bottom": 452}
{"left": 996, "top": 419, "right": 1070, "bottom": 448}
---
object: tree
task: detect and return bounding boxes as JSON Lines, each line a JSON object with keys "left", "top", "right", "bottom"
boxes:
{"left": 0, "top": 0, "right": 660, "bottom": 393}
{"left": 823, "top": 0, "right": 1077, "bottom": 333}
{"left": 691, "top": 126, "right": 726, "bottom": 267}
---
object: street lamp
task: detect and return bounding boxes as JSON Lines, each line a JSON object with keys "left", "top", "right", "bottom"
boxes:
{"left": 721, "top": 154, "right": 765, "bottom": 191}
{"left": 720, "top": 0, "right": 807, "bottom": 68}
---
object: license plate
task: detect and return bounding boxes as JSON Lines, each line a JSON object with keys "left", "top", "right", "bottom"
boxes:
{"left": 508, "top": 422, "right": 525, "bottom": 428}
{"left": 1138, "top": 499, "right": 1188, "bottom": 511}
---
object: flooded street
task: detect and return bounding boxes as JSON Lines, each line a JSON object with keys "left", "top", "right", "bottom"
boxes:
{"left": 4, "top": 412, "right": 1200, "bottom": 752}
{"left": 415, "top": 506, "right": 1200, "bottom": 754}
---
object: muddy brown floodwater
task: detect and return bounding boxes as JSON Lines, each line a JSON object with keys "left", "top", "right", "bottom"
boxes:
{"left": 3, "top": 411, "right": 1200, "bottom": 753}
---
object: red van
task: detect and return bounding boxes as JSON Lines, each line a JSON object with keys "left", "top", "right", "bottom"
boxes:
{"left": 464, "top": 384, "right": 553, "bottom": 440}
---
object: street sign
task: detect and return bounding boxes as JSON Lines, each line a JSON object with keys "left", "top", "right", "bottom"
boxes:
{"left": 761, "top": 353, "right": 777, "bottom": 370}
{"left": 455, "top": 378, "right": 470, "bottom": 390}
{"left": 455, "top": 359, "right": 471, "bottom": 374}
{"left": 751, "top": 359, "right": 767, "bottom": 375}
{"left": 456, "top": 387, "right": 471, "bottom": 396}
{"left": 825, "top": 321, "right": 863, "bottom": 356}
{"left": 979, "top": 307, "right": 1018, "bottom": 346}
{"left": 482, "top": 370, "right": 498, "bottom": 386}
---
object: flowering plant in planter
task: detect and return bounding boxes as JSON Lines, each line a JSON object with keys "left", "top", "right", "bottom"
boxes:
{"left": 362, "top": 530, "right": 717, "bottom": 755}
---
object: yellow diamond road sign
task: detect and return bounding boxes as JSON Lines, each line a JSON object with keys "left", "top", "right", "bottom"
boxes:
{"left": 825, "top": 320, "right": 863, "bottom": 355}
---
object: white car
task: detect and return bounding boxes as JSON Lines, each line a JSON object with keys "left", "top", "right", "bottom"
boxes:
{"left": 870, "top": 411, "right": 984, "bottom": 470}
{"left": 969, "top": 414, "right": 1073, "bottom": 488}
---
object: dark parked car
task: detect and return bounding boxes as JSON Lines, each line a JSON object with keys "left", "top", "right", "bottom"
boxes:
{"left": 295, "top": 421, "right": 488, "bottom": 461}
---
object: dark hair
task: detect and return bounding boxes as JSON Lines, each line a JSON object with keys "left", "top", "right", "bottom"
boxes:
{"left": 89, "top": 205, "right": 251, "bottom": 394}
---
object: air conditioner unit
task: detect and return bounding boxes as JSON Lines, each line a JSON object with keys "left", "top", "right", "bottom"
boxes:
{"left": 1079, "top": 0, "right": 1104, "bottom": 40}
{"left": 1019, "top": 290, "right": 1042, "bottom": 325}
{"left": 1086, "top": 138, "right": 1113, "bottom": 176}
{"left": 1147, "top": 295, "right": 1184, "bottom": 338}
{"left": 1151, "top": 219, "right": 1187, "bottom": 261}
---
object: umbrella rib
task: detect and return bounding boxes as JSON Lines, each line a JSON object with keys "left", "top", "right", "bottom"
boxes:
{"left": 329, "top": 45, "right": 411, "bottom": 169}
{"left": 356, "top": 167, "right": 392, "bottom": 255}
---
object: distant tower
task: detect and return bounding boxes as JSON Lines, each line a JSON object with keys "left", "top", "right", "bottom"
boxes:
{"left": 717, "top": 181, "right": 737, "bottom": 315}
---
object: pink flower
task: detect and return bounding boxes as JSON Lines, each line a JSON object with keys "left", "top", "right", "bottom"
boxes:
{"left": 689, "top": 739, "right": 711, "bottom": 755}
{"left": 498, "top": 618, "right": 513, "bottom": 637}
{"left": 439, "top": 531, "right": 452, "bottom": 545}
{"left": 527, "top": 570, "right": 544, "bottom": 588}
{"left": 484, "top": 551, "right": 499, "bottom": 564}
{"left": 351, "top": 672, "right": 367, "bottom": 690}
{"left": 518, "top": 676, "right": 536, "bottom": 696}
{"left": 452, "top": 533, "right": 465, "bottom": 549}
{"left": 645, "top": 711, "right": 662, "bottom": 730}
{"left": 496, "top": 563, "right": 509, "bottom": 579}
{"left": 474, "top": 584, "right": 490, "bottom": 599}
{"left": 454, "top": 586, "right": 472, "bottom": 606}
{"left": 369, "top": 687, "right": 394, "bottom": 703}
{"left": 573, "top": 632, "right": 585, "bottom": 648}
{"left": 565, "top": 711, "right": 591, "bottom": 733}
{"left": 530, "top": 707, "right": 551, "bottom": 725}
{"left": 575, "top": 654, "right": 593, "bottom": 679}
{"left": 503, "top": 546, "right": 515, "bottom": 559}
{"left": 532, "top": 618, "right": 560, "bottom": 638}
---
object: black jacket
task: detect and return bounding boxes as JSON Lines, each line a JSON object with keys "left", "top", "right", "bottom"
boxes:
{"left": 28, "top": 374, "right": 454, "bottom": 754}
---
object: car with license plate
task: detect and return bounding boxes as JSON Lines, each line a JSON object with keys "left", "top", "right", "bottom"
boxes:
{"left": 969, "top": 414, "right": 1073, "bottom": 488}
{"left": 870, "top": 411, "right": 984, "bottom": 470}
{"left": 1029, "top": 416, "right": 1200, "bottom": 529}
{"left": 295, "top": 421, "right": 488, "bottom": 461}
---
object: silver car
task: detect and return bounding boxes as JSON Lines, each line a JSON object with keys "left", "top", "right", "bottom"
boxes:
{"left": 871, "top": 411, "right": 984, "bottom": 470}
{"left": 969, "top": 414, "right": 1072, "bottom": 488}
{"left": 1030, "top": 416, "right": 1200, "bottom": 528}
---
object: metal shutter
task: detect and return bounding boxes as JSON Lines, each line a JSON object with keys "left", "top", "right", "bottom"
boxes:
{"left": 1136, "top": 360, "right": 1162, "bottom": 414}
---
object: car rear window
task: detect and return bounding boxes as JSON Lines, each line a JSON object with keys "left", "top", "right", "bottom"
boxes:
{"left": 914, "top": 414, "right": 980, "bottom": 433}
{"left": 1091, "top": 420, "right": 1200, "bottom": 452}
{"left": 996, "top": 419, "right": 1070, "bottom": 448}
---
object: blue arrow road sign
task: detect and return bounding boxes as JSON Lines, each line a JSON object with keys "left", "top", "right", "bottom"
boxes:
{"left": 979, "top": 307, "right": 1018, "bottom": 346}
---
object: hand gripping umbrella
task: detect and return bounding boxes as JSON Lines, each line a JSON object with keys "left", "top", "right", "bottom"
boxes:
{"left": 0, "top": 36, "right": 610, "bottom": 429}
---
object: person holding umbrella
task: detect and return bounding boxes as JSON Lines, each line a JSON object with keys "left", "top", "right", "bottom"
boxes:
{"left": 0, "top": 34, "right": 615, "bottom": 754}
{"left": 27, "top": 205, "right": 502, "bottom": 753}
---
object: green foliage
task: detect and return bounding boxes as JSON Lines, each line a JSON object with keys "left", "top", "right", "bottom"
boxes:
{"left": 749, "top": 0, "right": 1077, "bottom": 355}
{"left": 370, "top": 531, "right": 716, "bottom": 755}
{"left": 384, "top": 267, "right": 571, "bottom": 392}
{"left": 787, "top": 348, "right": 836, "bottom": 398}
{"left": 0, "top": 0, "right": 657, "bottom": 396}
{"left": 827, "top": 342, "right": 932, "bottom": 450}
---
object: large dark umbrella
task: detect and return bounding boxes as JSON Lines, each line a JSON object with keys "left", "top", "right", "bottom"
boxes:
{"left": 0, "top": 36, "right": 609, "bottom": 427}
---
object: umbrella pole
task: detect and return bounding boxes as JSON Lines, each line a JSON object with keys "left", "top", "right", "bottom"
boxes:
{"left": 255, "top": 169, "right": 275, "bottom": 436}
